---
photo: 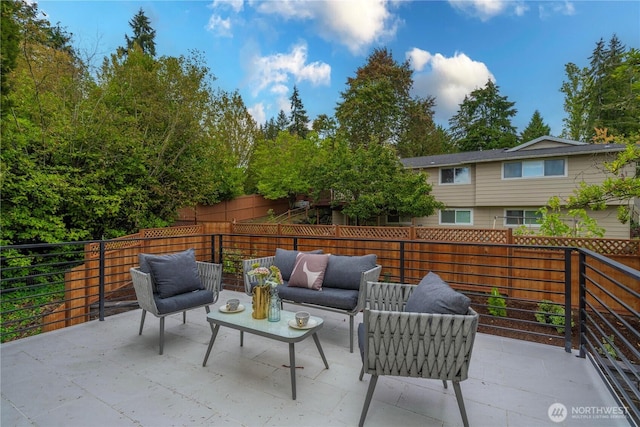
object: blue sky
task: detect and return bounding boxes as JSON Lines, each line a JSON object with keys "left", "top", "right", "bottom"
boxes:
{"left": 38, "top": 0, "right": 639, "bottom": 138}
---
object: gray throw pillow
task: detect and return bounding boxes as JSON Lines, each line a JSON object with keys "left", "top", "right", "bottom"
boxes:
{"left": 140, "top": 248, "right": 203, "bottom": 299}
{"left": 322, "top": 254, "right": 377, "bottom": 290}
{"left": 405, "top": 272, "right": 471, "bottom": 315}
{"left": 273, "top": 248, "right": 323, "bottom": 281}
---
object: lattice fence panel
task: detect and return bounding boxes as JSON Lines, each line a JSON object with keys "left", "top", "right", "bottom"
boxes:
{"left": 280, "top": 224, "right": 336, "bottom": 236}
{"left": 233, "top": 223, "right": 279, "bottom": 235}
{"left": 142, "top": 225, "right": 203, "bottom": 238}
{"left": 339, "top": 226, "right": 411, "bottom": 240}
{"left": 415, "top": 227, "right": 508, "bottom": 243}
{"left": 514, "top": 236, "right": 639, "bottom": 255}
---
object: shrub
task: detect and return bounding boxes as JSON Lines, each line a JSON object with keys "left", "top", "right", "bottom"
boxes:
{"left": 487, "top": 287, "right": 507, "bottom": 317}
{"left": 535, "top": 300, "right": 574, "bottom": 334}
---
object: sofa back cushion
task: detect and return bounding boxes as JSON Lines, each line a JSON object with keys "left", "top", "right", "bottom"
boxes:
{"left": 323, "top": 254, "right": 377, "bottom": 290}
{"left": 274, "top": 248, "right": 323, "bottom": 281}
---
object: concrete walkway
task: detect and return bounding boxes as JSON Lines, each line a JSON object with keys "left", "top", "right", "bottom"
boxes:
{"left": 1, "top": 290, "right": 630, "bottom": 427}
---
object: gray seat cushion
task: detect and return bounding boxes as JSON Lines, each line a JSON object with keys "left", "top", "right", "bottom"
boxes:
{"left": 277, "top": 284, "right": 360, "bottom": 311}
{"left": 153, "top": 289, "right": 214, "bottom": 314}
{"left": 322, "top": 254, "right": 377, "bottom": 290}
{"left": 405, "top": 272, "right": 471, "bottom": 315}
{"left": 140, "top": 248, "right": 203, "bottom": 298}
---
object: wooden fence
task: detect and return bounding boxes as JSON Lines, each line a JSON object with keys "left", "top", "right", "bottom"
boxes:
{"left": 42, "top": 223, "right": 639, "bottom": 331}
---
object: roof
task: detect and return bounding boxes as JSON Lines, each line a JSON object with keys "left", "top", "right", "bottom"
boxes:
{"left": 401, "top": 137, "right": 628, "bottom": 169}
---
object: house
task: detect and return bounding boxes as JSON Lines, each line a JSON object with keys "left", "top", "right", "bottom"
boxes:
{"left": 399, "top": 136, "right": 635, "bottom": 239}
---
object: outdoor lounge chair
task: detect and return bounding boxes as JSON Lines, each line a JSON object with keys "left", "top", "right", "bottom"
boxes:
{"left": 129, "top": 249, "right": 222, "bottom": 354}
{"left": 358, "top": 280, "right": 479, "bottom": 427}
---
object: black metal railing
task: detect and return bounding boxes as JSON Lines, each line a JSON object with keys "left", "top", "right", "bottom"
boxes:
{"left": 1, "top": 233, "right": 638, "bottom": 423}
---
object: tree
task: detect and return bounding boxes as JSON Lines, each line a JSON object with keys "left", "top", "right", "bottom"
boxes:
{"left": 448, "top": 80, "right": 518, "bottom": 152}
{"left": 1, "top": 0, "right": 21, "bottom": 116}
{"left": 251, "top": 131, "right": 318, "bottom": 206}
{"left": 566, "top": 133, "right": 639, "bottom": 225}
{"left": 520, "top": 110, "right": 551, "bottom": 142}
{"left": 310, "top": 136, "right": 442, "bottom": 224}
{"left": 120, "top": 8, "right": 156, "bottom": 56}
{"left": 560, "top": 62, "right": 590, "bottom": 140}
{"left": 335, "top": 48, "right": 413, "bottom": 148}
{"left": 275, "top": 110, "right": 289, "bottom": 133}
{"left": 311, "top": 114, "right": 337, "bottom": 140}
{"left": 288, "top": 85, "right": 309, "bottom": 138}
{"left": 397, "top": 96, "right": 451, "bottom": 157}
{"left": 560, "top": 35, "right": 639, "bottom": 140}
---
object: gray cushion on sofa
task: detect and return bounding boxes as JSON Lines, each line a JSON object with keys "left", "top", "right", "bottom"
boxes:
{"left": 405, "top": 272, "right": 471, "bottom": 315}
{"left": 277, "top": 284, "right": 360, "bottom": 311}
{"left": 140, "top": 248, "right": 203, "bottom": 299}
{"left": 274, "top": 248, "right": 323, "bottom": 281}
{"left": 322, "top": 254, "right": 377, "bottom": 290}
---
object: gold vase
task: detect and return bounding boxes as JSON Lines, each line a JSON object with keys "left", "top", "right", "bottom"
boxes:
{"left": 252, "top": 285, "right": 269, "bottom": 319}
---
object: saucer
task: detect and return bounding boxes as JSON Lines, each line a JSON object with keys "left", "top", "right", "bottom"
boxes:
{"left": 219, "top": 304, "right": 245, "bottom": 313}
{"left": 288, "top": 318, "right": 317, "bottom": 330}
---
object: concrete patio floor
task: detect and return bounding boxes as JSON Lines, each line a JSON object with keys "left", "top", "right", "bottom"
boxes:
{"left": 1, "top": 290, "right": 630, "bottom": 427}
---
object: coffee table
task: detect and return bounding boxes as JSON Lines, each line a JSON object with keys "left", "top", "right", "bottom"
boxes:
{"left": 202, "top": 306, "right": 329, "bottom": 400}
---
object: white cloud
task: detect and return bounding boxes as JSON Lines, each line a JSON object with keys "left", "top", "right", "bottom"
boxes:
{"left": 211, "top": 0, "right": 244, "bottom": 13}
{"left": 247, "top": 102, "right": 265, "bottom": 125}
{"left": 249, "top": 42, "right": 331, "bottom": 97}
{"left": 254, "top": 0, "right": 400, "bottom": 54}
{"left": 206, "top": 14, "right": 233, "bottom": 37}
{"left": 448, "top": 0, "right": 528, "bottom": 21}
{"left": 408, "top": 49, "right": 495, "bottom": 123}
{"left": 406, "top": 48, "right": 432, "bottom": 72}
{"left": 539, "top": 1, "right": 576, "bottom": 19}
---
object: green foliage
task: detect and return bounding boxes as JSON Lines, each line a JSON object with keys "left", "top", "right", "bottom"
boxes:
{"left": 598, "top": 335, "right": 618, "bottom": 360}
{"left": 487, "top": 287, "right": 507, "bottom": 317}
{"left": 513, "top": 196, "right": 605, "bottom": 238}
{"left": 449, "top": 79, "right": 518, "bottom": 152}
{"left": 335, "top": 48, "right": 419, "bottom": 149}
{"left": 535, "top": 300, "right": 574, "bottom": 334}
{"left": 520, "top": 110, "right": 551, "bottom": 142}
{"left": 1, "top": 4, "right": 245, "bottom": 245}
{"left": 310, "top": 137, "right": 443, "bottom": 224}
{"left": 561, "top": 35, "right": 640, "bottom": 139}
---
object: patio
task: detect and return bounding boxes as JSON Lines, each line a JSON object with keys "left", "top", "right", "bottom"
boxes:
{"left": 1, "top": 290, "right": 630, "bottom": 427}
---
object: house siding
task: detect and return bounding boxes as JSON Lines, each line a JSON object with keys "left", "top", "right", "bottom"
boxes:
{"left": 404, "top": 139, "right": 634, "bottom": 239}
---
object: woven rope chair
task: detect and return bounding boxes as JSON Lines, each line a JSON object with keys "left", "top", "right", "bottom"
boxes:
{"left": 358, "top": 281, "right": 479, "bottom": 427}
{"left": 130, "top": 261, "right": 222, "bottom": 355}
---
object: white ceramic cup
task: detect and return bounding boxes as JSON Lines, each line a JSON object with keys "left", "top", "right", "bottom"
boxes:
{"left": 295, "top": 311, "right": 310, "bottom": 327}
{"left": 226, "top": 298, "right": 240, "bottom": 311}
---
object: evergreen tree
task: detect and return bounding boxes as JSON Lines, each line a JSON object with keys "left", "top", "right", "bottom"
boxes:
{"left": 288, "top": 85, "right": 309, "bottom": 138}
{"left": 560, "top": 63, "right": 590, "bottom": 141}
{"left": 335, "top": 48, "right": 413, "bottom": 148}
{"left": 520, "top": 110, "right": 551, "bottom": 142}
{"left": 561, "top": 35, "right": 639, "bottom": 140}
{"left": 121, "top": 8, "right": 156, "bottom": 56}
{"left": 311, "top": 114, "right": 337, "bottom": 140}
{"left": 448, "top": 80, "right": 518, "bottom": 152}
{"left": 275, "top": 110, "right": 289, "bottom": 133}
{"left": 397, "top": 96, "right": 447, "bottom": 157}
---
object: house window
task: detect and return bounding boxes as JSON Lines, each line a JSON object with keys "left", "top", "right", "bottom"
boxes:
{"left": 504, "top": 210, "right": 542, "bottom": 226}
{"left": 387, "top": 211, "right": 412, "bottom": 224}
{"left": 440, "top": 167, "right": 470, "bottom": 184}
{"left": 440, "top": 209, "right": 473, "bottom": 225}
{"left": 503, "top": 159, "right": 565, "bottom": 178}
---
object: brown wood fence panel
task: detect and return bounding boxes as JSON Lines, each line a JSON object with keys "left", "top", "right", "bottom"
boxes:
{"left": 177, "top": 195, "right": 289, "bottom": 223}
{"left": 43, "top": 223, "right": 638, "bottom": 332}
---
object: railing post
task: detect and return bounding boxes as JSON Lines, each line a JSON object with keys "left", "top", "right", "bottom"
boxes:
{"left": 564, "top": 248, "right": 572, "bottom": 353}
{"left": 578, "top": 250, "right": 587, "bottom": 358}
{"left": 99, "top": 240, "right": 105, "bottom": 321}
